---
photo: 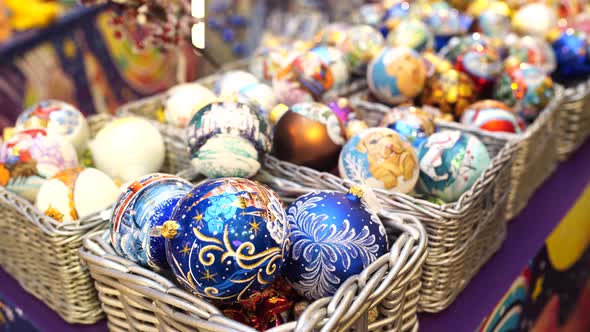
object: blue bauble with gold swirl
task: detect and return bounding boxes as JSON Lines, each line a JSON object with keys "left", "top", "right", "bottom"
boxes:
{"left": 284, "top": 189, "right": 388, "bottom": 300}
{"left": 163, "top": 178, "right": 289, "bottom": 303}
{"left": 110, "top": 174, "right": 193, "bottom": 271}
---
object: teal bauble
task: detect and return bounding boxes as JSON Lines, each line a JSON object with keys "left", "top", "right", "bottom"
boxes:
{"left": 417, "top": 130, "right": 490, "bottom": 202}
{"left": 186, "top": 101, "right": 272, "bottom": 179}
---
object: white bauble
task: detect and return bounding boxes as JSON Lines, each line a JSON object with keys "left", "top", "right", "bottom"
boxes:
{"left": 164, "top": 83, "right": 217, "bottom": 128}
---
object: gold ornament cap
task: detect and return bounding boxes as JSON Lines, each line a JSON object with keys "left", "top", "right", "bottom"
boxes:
{"left": 348, "top": 185, "right": 364, "bottom": 199}
{"left": 160, "top": 220, "right": 180, "bottom": 239}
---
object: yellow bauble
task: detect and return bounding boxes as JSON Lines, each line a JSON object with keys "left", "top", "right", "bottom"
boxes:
{"left": 546, "top": 186, "right": 590, "bottom": 271}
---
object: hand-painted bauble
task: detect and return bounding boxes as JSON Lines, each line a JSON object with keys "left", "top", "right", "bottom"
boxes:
{"left": 417, "top": 130, "right": 491, "bottom": 202}
{"left": 504, "top": 36, "right": 556, "bottom": 74}
{"left": 164, "top": 178, "right": 289, "bottom": 303}
{"left": 422, "top": 52, "right": 453, "bottom": 76}
{"left": 381, "top": 1, "right": 411, "bottom": 34}
{"left": 493, "top": 64, "right": 555, "bottom": 123}
{"left": 442, "top": 34, "right": 502, "bottom": 93}
{"left": 284, "top": 189, "right": 388, "bottom": 300}
{"left": 250, "top": 46, "right": 303, "bottom": 83}
{"left": 512, "top": 3, "right": 557, "bottom": 39}
{"left": 16, "top": 100, "right": 89, "bottom": 154}
{"left": 386, "top": 18, "right": 434, "bottom": 53}
{"left": 421, "top": 69, "right": 478, "bottom": 119}
{"left": 424, "top": 6, "right": 472, "bottom": 51}
{"left": 476, "top": 8, "right": 512, "bottom": 38}
{"left": 367, "top": 47, "right": 426, "bottom": 105}
{"left": 111, "top": 173, "right": 193, "bottom": 271}
{"left": 164, "top": 83, "right": 217, "bottom": 128}
{"left": 327, "top": 98, "right": 355, "bottom": 124}
{"left": 89, "top": 117, "right": 165, "bottom": 182}
{"left": 214, "top": 71, "right": 260, "bottom": 98}
{"left": 275, "top": 51, "right": 335, "bottom": 102}
{"left": 314, "top": 22, "right": 352, "bottom": 47}
{"left": 308, "top": 46, "right": 350, "bottom": 90}
{"left": 339, "top": 127, "right": 419, "bottom": 194}
{"left": 36, "top": 167, "right": 118, "bottom": 222}
{"left": 461, "top": 100, "right": 527, "bottom": 134}
{"left": 235, "top": 82, "right": 278, "bottom": 119}
{"left": 338, "top": 24, "right": 384, "bottom": 73}
{"left": 0, "top": 129, "right": 78, "bottom": 201}
{"left": 551, "top": 30, "right": 590, "bottom": 80}
{"left": 379, "top": 106, "right": 437, "bottom": 148}
{"left": 186, "top": 101, "right": 271, "bottom": 179}
{"left": 272, "top": 102, "right": 345, "bottom": 172}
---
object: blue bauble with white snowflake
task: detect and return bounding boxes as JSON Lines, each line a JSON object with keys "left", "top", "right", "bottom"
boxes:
{"left": 416, "top": 130, "right": 490, "bottom": 202}
{"left": 110, "top": 174, "right": 193, "bottom": 271}
{"left": 163, "top": 178, "right": 289, "bottom": 303}
{"left": 284, "top": 189, "right": 389, "bottom": 300}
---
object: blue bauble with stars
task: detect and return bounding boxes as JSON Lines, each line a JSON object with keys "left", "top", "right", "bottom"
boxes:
{"left": 416, "top": 130, "right": 490, "bottom": 202}
{"left": 164, "top": 178, "right": 289, "bottom": 303}
{"left": 284, "top": 189, "right": 389, "bottom": 300}
{"left": 110, "top": 174, "right": 193, "bottom": 271}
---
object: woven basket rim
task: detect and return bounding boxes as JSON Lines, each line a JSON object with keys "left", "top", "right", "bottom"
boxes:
{"left": 80, "top": 211, "right": 427, "bottom": 331}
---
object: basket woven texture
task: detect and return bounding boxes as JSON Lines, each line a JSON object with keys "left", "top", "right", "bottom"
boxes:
{"left": 0, "top": 114, "right": 113, "bottom": 324}
{"left": 350, "top": 87, "right": 563, "bottom": 221}
{"left": 80, "top": 209, "right": 427, "bottom": 332}
{"left": 558, "top": 79, "right": 590, "bottom": 161}
{"left": 123, "top": 103, "right": 515, "bottom": 313}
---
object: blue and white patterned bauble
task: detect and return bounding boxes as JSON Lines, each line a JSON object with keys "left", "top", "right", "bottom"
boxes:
{"left": 235, "top": 82, "right": 278, "bottom": 119}
{"left": 417, "top": 130, "right": 491, "bottom": 202}
{"left": 16, "top": 100, "right": 89, "bottom": 154}
{"left": 186, "top": 101, "right": 272, "bottom": 179}
{"left": 379, "top": 106, "right": 437, "bottom": 148}
{"left": 367, "top": 47, "right": 426, "bottom": 105}
{"left": 110, "top": 173, "right": 193, "bottom": 271}
{"left": 214, "top": 71, "right": 260, "bottom": 98}
{"left": 339, "top": 127, "right": 419, "bottom": 194}
{"left": 164, "top": 178, "right": 289, "bottom": 303}
{"left": 284, "top": 189, "right": 388, "bottom": 300}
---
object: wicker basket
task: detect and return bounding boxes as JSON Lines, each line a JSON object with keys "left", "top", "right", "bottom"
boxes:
{"left": 79, "top": 208, "right": 427, "bottom": 332}
{"left": 117, "top": 61, "right": 368, "bottom": 174}
{"left": 350, "top": 87, "right": 563, "bottom": 221}
{"left": 558, "top": 78, "right": 590, "bottom": 161}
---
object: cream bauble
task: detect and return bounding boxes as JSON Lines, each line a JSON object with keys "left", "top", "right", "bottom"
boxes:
{"left": 89, "top": 117, "right": 165, "bottom": 182}
{"left": 36, "top": 167, "right": 119, "bottom": 222}
{"left": 214, "top": 71, "right": 260, "bottom": 98}
{"left": 164, "top": 83, "right": 217, "bottom": 128}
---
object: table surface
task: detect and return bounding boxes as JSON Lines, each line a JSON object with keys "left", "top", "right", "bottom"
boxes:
{"left": 1, "top": 140, "right": 588, "bottom": 332}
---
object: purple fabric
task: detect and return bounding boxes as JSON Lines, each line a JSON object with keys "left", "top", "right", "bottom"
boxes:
{"left": 0, "top": 141, "right": 588, "bottom": 332}
{"left": 420, "top": 139, "right": 590, "bottom": 331}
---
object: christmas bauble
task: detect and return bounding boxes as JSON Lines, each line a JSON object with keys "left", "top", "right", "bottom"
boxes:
{"left": 422, "top": 51, "right": 453, "bottom": 76}
{"left": 442, "top": 34, "right": 502, "bottom": 94}
{"left": 461, "top": 100, "right": 526, "bottom": 134}
{"left": 272, "top": 102, "right": 345, "bottom": 172}
{"left": 381, "top": 1, "right": 412, "bottom": 34}
{"left": 551, "top": 30, "right": 590, "bottom": 80}
{"left": 164, "top": 83, "right": 217, "bottom": 128}
{"left": 504, "top": 36, "right": 556, "bottom": 74}
{"left": 186, "top": 101, "right": 271, "bottom": 179}
{"left": 16, "top": 100, "right": 89, "bottom": 154}
{"left": 338, "top": 24, "right": 384, "bottom": 73}
{"left": 386, "top": 18, "right": 434, "bottom": 53}
{"left": 314, "top": 22, "right": 352, "bottom": 47}
{"left": 417, "top": 130, "right": 491, "bottom": 202}
{"left": 215, "top": 71, "right": 260, "bottom": 98}
{"left": 367, "top": 47, "right": 426, "bottom": 105}
{"left": 284, "top": 188, "right": 388, "bottom": 300}
{"left": 164, "top": 178, "right": 289, "bottom": 303}
{"left": 512, "top": 3, "right": 557, "bottom": 39}
{"left": 421, "top": 68, "right": 478, "bottom": 119}
{"left": 111, "top": 173, "right": 193, "bottom": 271}
{"left": 380, "top": 106, "right": 437, "bottom": 148}
{"left": 309, "top": 46, "right": 350, "bottom": 90}
{"left": 424, "top": 6, "right": 471, "bottom": 50}
{"left": 36, "top": 167, "right": 118, "bottom": 222}
{"left": 89, "top": 117, "right": 165, "bottom": 182}
{"left": 327, "top": 98, "right": 355, "bottom": 124}
{"left": 235, "top": 82, "right": 278, "bottom": 119}
{"left": 275, "top": 50, "right": 335, "bottom": 102}
{"left": 339, "top": 127, "right": 419, "bottom": 194}
{"left": 250, "top": 46, "right": 303, "bottom": 83}
{"left": 0, "top": 129, "right": 78, "bottom": 201}
{"left": 476, "top": 7, "right": 512, "bottom": 38}
{"left": 493, "top": 64, "right": 555, "bottom": 123}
